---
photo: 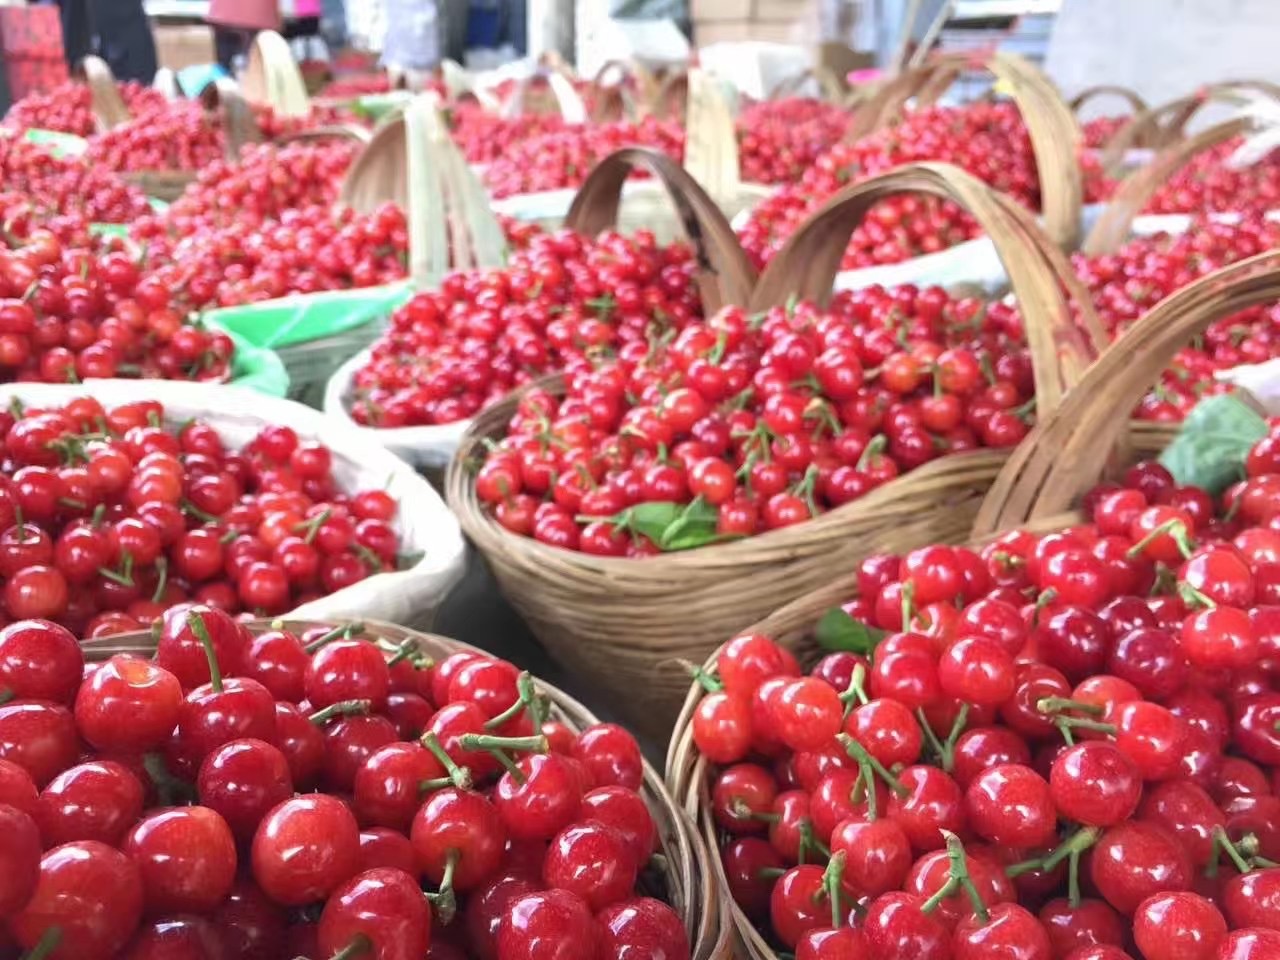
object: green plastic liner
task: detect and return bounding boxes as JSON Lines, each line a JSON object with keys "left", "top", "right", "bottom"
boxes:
{"left": 202, "top": 282, "right": 412, "bottom": 350}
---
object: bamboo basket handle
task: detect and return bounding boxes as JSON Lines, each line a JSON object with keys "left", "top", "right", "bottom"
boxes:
{"left": 78, "top": 55, "right": 130, "bottom": 130}
{"left": 500, "top": 70, "right": 587, "bottom": 123}
{"left": 650, "top": 70, "right": 689, "bottom": 122}
{"left": 1069, "top": 84, "right": 1147, "bottom": 117}
{"left": 973, "top": 250, "right": 1280, "bottom": 537}
{"left": 683, "top": 70, "right": 743, "bottom": 205}
{"left": 274, "top": 124, "right": 373, "bottom": 146}
{"left": 1083, "top": 116, "right": 1256, "bottom": 255}
{"left": 202, "top": 79, "right": 262, "bottom": 160}
{"left": 749, "top": 161, "right": 1106, "bottom": 420}
{"left": 242, "top": 29, "right": 310, "bottom": 117}
{"left": 849, "top": 53, "right": 1083, "bottom": 248}
{"left": 564, "top": 147, "right": 756, "bottom": 313}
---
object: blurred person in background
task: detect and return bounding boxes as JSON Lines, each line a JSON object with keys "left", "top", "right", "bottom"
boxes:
{"left": 208, "top": 0, "right": 281, "bottom": 71}
{"left": 49, "top": 0, "right": 157, "bottom": 82}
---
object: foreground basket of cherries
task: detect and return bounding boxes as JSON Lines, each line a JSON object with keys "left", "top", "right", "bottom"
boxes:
{"left": 683, "top": 430, "right": 1280, "bottom": 958}
{"left": 0, "top": 615, "right": 689, "bottom": 959}
{"left": 0, "top": 396, "right": 405, "bottom": 633}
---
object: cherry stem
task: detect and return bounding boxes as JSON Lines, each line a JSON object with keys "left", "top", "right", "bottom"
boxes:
{"left": 1041, "top": 826, "right": 1102, "bottom": 873}
{"left": 308, "top": 700, "right": 372, "bottom": 725}
{"left": 150, "top": 556, "right": 169, "bottom": 605}
{"left": 732, "top": 800, "right": 779, "bottom": 823}
{"left": 187, "top": 611, "right": 222, "bottom": 693}
{"left": 427, "top": 850, "right": 459, "bottom": 925}
{"left": 457, "top": 733, "right": 547, "bottom": 754}
{"left": 797, "top": 819, "right": 831, "bottom": 866}
{"left": 385, "top": 639, "right": 420, "bottom": 668}
{"left": 916, "top": 708, "right": 949, "bottom": 771}
{"left": 921, "top": 832, "right": 989, "bottom": 924}
{"left": 420, "top": 732, "right": 473, "bottom": 790}
{"left": 855, "top": 434, "right": 887, "bottom": 472}
{"left": 679, "top": 659, "right": 724, "bottom": 695}
{"left": 304, "top": 622, "right": 364, "bottom": 654}
{"left": 1068, "top": 848, "right": 1083, "bottom": 908}
{"left": 142, "top": 752, "right": 195, "bottom": 806}
{"left": 757, "top": 866, "right": 787, "bottom": 880}
{"left": 836, "top": 733, "right": 908, "bottom": 798}
{"left": 1126, "top": 518, "right": 1195, "bottom": 561}
{"left": 1209, "top": 826, "right": 1254, "bottom": 877}
{"left": 900, "top": 580, "right": 916, "bottom": 629}
{"left": 419, "top": 776, "right": 455, "bottom": 793}
{"left": 483, "top": 672, "right": 540, "bottom": 730}
{"left": 326, "top": 935, "right": 371, "bottom": 960}
{"left": 181, "top": 499, "right": 220, "bottom": 524}
{"left": 1051, "top": 715, "right": 1117, "bottom": 738}
{"left": 1036, "top": 696, "right": 1105, "bottom": 717}
{"left": 297, "top": 507, "right": 331, "bottom": 546}
{"left": 1177, "top": 581, "right": 1218, "bottom": 610}
{"left": 0, "top": 689, "right": 14, "bottom": 707}
{"left": 839, "top": 664, "right": 869, "bottom": 713}
{"left": 822, "top": 850, "right": 848, "bottom": 929}
{"left": 21, "top": 926, "right": 62, "bottom": 960}
{"left": 1031, "top": 588, "right": 1058, "bottom": 627}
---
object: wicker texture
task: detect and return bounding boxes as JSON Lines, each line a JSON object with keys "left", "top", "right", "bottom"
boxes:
{"left": 666, "top": 251, "right": 1280, "bottom": 959}
{"left": 448, "top": 161, "right": 1101, "bottom": 740}
{"left": 242, "top": 29, "right": 311, "bottom": 117}
{"left": 80, "top": 618, "right": 729, "bottom": 960}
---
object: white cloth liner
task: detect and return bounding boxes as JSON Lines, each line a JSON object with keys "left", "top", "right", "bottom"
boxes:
{"left": 0, "top": 381, "right": 466, "bottom": 629}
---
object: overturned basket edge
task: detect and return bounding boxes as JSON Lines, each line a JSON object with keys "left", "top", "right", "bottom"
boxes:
{"left": 83, "top": 617, "right": 731, "bottom": 960}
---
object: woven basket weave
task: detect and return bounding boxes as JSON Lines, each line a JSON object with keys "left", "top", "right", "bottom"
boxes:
{"left": 447, "top": 160, "right": 1110, "bottom": 741}
{"left": 81, "top": 617, "right": 730, "bottom": 960}
{"left": 665, "top": 249, "right": 1280, "bottom": 959}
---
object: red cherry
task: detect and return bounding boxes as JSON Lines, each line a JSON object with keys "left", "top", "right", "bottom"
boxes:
{"left": 316, "top": 868, "right": 432, "bottom": 960}
{"left": 251, "top": 794, "right": 360, "bottom": 906}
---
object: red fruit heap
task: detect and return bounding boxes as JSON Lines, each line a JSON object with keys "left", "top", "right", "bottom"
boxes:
{"left": 85, "top": 102, "right": 229, "bottom": 174}
{"left": 3, "top": 80, "right": 167, "bottom": 137}
{"left": 448, "top": 102, "right": 569, "bottom": 165}
{"left": 0, "top": 613, "right": 686, "bottom": 960}
{"left": 0, "top": 230, "right": 233, "bottom": 384}
{"left": 144, "top": 139, "right": 361, "bottom": 235}
{"left": 695, "top": 445, "right": 1280, "bottom": 960}
{"left": 473, "top": 287, "right": 1032, "bottom": 554}
{"left": 0, "top": 136, "right": 148, "bottom": 224}
{"left": 319, "top": 72, "right": 395, "bottom": 98}
{"left": 1050, "top": 217, "right": 1280, "bottom": 422}
{"left": 740, "top": 102, "right": 1114, "bottom": 271}
{"left": 1145, "top": 141, "right": 1280, "bottom": 216}
{"left": 1081, "top": 115, "right": 1131, "bottom": 150}
{"left": 482, "top": 117, "right": 684, "bottom": 198}
{"left": 0, "top": 396, "right": 405, "bottom": 635}
{"left": 736, "top": 97, "right": 854, "bottom": 186}
{"left": 0, "top": 192, "right": 105, "bottom": 251}
{"left": 347, "top": 228, "right": 704, "bottom": 429}
{"left": 138, "top": 201, "right": 410, "bottom": 310}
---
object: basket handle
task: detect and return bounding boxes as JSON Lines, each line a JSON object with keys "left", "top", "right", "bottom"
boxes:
{"left": 1083, "top": 116, "right": 1256, "bottom": 255}
{"left": 768, "top": 67, "right": 845, "bottom": 102}
{"left": 748, "top": 161, "right": 1107, "bottom": 421}
{"left": 1068, "top": 84, "right": 1148, "bottom": 117}
{"left": 590, "top": 59, "right": 656, "bottom": 123}
{"left": 649, "top": 70, "right": 689, "bottom": 122}
{"left": 563, "top": 147, "right": 757, "bottom": 313}
{"left": 78, "top": 55, "right": 130, "bottom": 131}
{"left": 972, "top": 250, "right": 1280, "bottom": 536}
{"left": 500, "top": 70, "right": 587, "bottom": 124}
{"left": 242, "top": 29, "right": 311, "bottom": 118}
{"left": 849, "top": 53, "right": 1084, "bottom": 249}
{"left": 200, "top": 78, "right": 262, "bottom": 160}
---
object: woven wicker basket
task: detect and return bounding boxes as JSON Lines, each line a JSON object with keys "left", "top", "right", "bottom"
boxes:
{"left": 242, "top": 29, "right": 311, "bottom": 118}
{"left": 665, "top": 249, "right": 1280, "bottom": 959}
{"left": 79, "top": 617, "right": 730, "bottom": 960}
{"left": 447, "top": 160, "right": 1113, "bottom": 741}
{"left": 77, "top": 54, "right": 131, "bottom": 131}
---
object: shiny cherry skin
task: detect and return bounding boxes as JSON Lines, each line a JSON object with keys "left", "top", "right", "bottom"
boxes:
{"left": 1132, "top": 891, "right": 1226, "bottom": 960}
{"left": 305, "top": 638, "right": 390, "bottom": 711}
{"left": 10, "top": 840, "right": 144, "bottom": 960}
{"left": 953, "top": 902, "right": 1053, "bottom": 960}
{"left": 494, "top": 753, "right": 583, "bottom": 842}
{"left": 0, "top": 802, "right": 40, "bottom": 915}
{"left": 0, "top": 756, "right": 39, "bottom": 814}
{"left": 861, "top": 891, "right": 950, "bottom": 960}
{"left": 251, "top": 794, "right": 361, "bottom": 906}
{"left": 543, "top": 820, "right": 638, "bottom": 911}
{"left": 965, "top": 763, "right": 1057, "bottom": 849}
{"left": 1218, "top": 928, "right": 1280, "bottom": 960}
{"left": 1050, "top": 741, "right": 1142, "bottom": 827}
{"left": 353, "top": 742, "right": 445, "bottom": 832}
{"left": 411, "top": 787, "right": 507, "bottom": 893}
{"left": 580, "top": 786, "right": 658, "bottom": 865}
{"left": 1038, "top": 897, "right": 1126, "bottom": 958}
{"left": 178, "top": 675, "right": 277, "bottom": 764}
{"left": 123, "top": 805, "right": 238, "bottom": 913}
{"left": 358, "top": 828, "right": 419, "bottom": 875}
{"left": 35, "top": 759, "right": 144, "bottom": 846}
{"left": 196, "top": 738, "right": 293, "bottom": 841}
{"left": 595, "top": 897, "right": 691, "bottom": 960}
{"left": 119, "top": 915, "right": 226, "bottom": 960}
{"left": 73, "top": 655, "right": 182, "bottom": 754}
{"left": 316, "top": 867, "right": 432, "bottom": 960}
{"left": 497, "top": 888, "right": 598, "bottom": 960}
{"left": 1223, "top": 868, "right": 1280, "bottom": 930}
{"left": 215, "top": 878, "right": 288, "bottom": 960}
{"left": 1090, "top": 821, "right": 1192, "bottom": 915}
{"left": 0, "top": 619, "right": 83, "bottom": 705}
{"left": 573, "top": 724, "right": 644, "bottom": 790}
{"left": 796, "top": 927, "right": 869, "bottom": 960}
{"left": 0, "top": 699, "right": 79, "bottom": 786}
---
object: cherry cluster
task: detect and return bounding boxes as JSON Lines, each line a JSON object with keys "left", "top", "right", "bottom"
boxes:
{"left": 135, "top": 201, "right": 410, "bottom": 311}
{"left": 481, "top": 118, "right": 684, "bottom": 198}
{"left": 473, "top": 288, "right": 1034, "bottom": 553}
{"left": 0, "top": 192, "right": 106, "bottom": 252}
{"left": 0, "top": 137, "right": 148, "bottom": 224}
{"left": 0, "top": 396, "right": 404, "bottom": 635}
{"left": 739, "top": 102, "right": 1115, "bottom": 271}
{"left": 1062, "top": 217, "right": 1280, "bottom": 421}
{"left": 148, "top": 139, "right": 361, "bottom": 234}
{"left": 0, "top": 229, "right": 232, "bottom": 384}
{"left": 318, "top": 73, "right": 395, "bottom": 98}
{"left": 0, "top": 614, "right": 686, "bottom": 959}
{"left": 2, "top": 80, "right": 168, "bottom": 138}
{"left": 85, "top": 103, "right": 229, "bottom": 174}
{"left": 1145, "top": 141, "right": 1280, "bottom": 217}
{"left": 346, "top": 228, "right": 703, "bottom": 429}
{"left": 448, "top": 102, "right": 568, "bottom": 166}
{"left": 736, "top": 97, "right": 853, "bottom": 186}
{"left": 1081, "top": 116, "right": 1130, "bottom": 150}
{"left": 694, "top": 444, "right": 1280, "bottom": 960}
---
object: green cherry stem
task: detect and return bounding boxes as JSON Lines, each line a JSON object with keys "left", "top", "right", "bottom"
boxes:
{"left": 308, "top": 700, "right": 372, "bottom": 725}
{"left": 420, "top": 732, "right": 473, "bottom": 790}
{"left": 326, "top": 934, "right": 372, "bottom": 960}
{"left": 836, "top": 733, "right": 908, "bottom": 798}
{"left": 483, "top": 672, "right": 540, "bottom": 730}
{"left": 426, "top": 850, "right": 459, "bottom": 925}
{"left": 1041, "top": 827, "right": 1102, "bottom": 873}
{"left": 21, "top": 926, "right": 62, "bottom": 960}
{"left": 822, "top": 850, "right": 848, "bottom": 929}
{"left": 921, "top": 832, "right": 989, "bottom": 924}
{"left": 187, "top": 611, "right": 222, "bottom": 693}
{"left": 457, "top": 733, "right": 547, "bottom": 754}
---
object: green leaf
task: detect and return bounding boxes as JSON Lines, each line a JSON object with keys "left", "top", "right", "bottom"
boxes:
{"left": 1158, "top": 393, "right": 1267, "bottom": 495}
{"left": 815, "top": 607, "right": 886, "bottom": 654}
{"left": 657, "top": 497, "right": 719, "bottom": 551}
{"left": 627, "top": 502, "right": 684, "bottom": 544}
